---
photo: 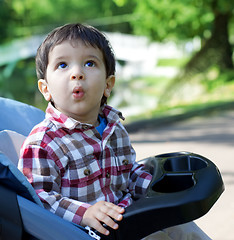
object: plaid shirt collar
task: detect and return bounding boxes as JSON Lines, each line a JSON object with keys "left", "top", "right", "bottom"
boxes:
{"left": 45, "top": 102, "right": 125, "bottom": 130}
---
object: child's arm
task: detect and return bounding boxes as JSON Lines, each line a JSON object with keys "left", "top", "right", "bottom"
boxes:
{"left": 19, "top": 144, "right": 91, "bottom": 225}
{"left": 81, "top": 201, "right": 124, "bottom": 235}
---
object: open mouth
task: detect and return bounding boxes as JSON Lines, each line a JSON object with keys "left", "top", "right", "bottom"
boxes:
{"left": 72, "top": 86, "right": 84, "bottom": 99}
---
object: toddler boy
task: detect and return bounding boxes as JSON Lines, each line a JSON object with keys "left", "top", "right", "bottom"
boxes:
{"left": 18, "top": 23, "right": 152, "bottom": 236}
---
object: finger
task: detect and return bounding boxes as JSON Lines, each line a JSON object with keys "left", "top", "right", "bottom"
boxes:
{"left": 96, "top": 210, "right": 119, "bottom": 231}
{"left": 105, "top": 202, "right": 125, "bottom": 214}
{"left": 89, "top": 218, "right": 110, "bottom": 236}
{"left": 101, "top": 203, "right": 124, "bottom": 221}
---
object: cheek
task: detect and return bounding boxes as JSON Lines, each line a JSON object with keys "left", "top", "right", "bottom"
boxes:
{"left": 89, "top": 75, "right": 106, "bottom": 93}
{"left": 51, "top": 86, "right": 65, "bottom": 100}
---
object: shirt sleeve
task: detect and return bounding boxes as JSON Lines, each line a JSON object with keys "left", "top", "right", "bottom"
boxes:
{"left": 18, "top": 143, "right": 91, "bottom": 225}
{"left": 118, "top": 146, "right": 152, "bottom": 208}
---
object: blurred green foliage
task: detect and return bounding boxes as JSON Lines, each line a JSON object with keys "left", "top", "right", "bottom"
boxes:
{"left": 0, "top": 0, "right": 233, "bottom": 111}
{"left": 0, "top": 0, "right": 135, "bottom": 42}
{"left": 130, "top": 0, "right": 233, "bottom": 41}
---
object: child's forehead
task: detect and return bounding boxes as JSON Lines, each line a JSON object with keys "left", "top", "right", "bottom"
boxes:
{"left": 49, "top": 40, "right": 103, "bottom": 58}
{"left": 49, "top": 40, "right": 104, "bottom": 61}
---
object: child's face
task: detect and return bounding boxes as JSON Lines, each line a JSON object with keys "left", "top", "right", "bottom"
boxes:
{"left": 38, "top": 40, "right": 115, "bottom": 125}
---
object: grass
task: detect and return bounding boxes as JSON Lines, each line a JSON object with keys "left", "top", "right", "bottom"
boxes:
{"left": 126, "top": 97, "right": 234, "bottom": 123}
{"left": 157, "top": 57, "right": 189, "bottom": 67}
{"left": 125, "top": 69, "right": 234, "bottom": 123}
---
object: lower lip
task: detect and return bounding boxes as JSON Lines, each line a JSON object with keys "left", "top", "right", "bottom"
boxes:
{"left": 72, "top": 91, "right": 84, "bottom": 99}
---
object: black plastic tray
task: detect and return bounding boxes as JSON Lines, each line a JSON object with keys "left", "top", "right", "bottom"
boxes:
{"left": 104, "top": 151, "right": 224, "bottom": 240}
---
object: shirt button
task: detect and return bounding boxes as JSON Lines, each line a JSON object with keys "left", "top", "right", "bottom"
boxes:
{"left": 122, "top": 159, "right": 129, "bottom": 165}
{"left": 106, "top": 172, "right": 110, "bottom": 178}
{"left": 84, "top": 169, "right": 91, "bottom": 176}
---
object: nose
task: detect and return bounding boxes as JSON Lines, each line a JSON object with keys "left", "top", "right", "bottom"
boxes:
{"left": 70, "top": 66, "right": 84, "bottom": 80}
{"left": 71, "top": 75, "right": 84, "bottom": 80}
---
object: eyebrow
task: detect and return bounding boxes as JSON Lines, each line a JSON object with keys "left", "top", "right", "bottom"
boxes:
{"left": 51, "top": 54, "right": 103, "bottom": 63}
{"left": 86, "top": 54, "right": 103, "bottom": 63}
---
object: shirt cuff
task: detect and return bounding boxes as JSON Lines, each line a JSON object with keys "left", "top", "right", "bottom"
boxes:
{"left": 72, "top": 203, "right": 91, "bottom": 225}
{"left": 118, "top": 197, "right": 132, "bottom": 208}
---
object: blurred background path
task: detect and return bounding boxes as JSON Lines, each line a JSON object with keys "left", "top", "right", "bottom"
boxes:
{"left": 129, "top": 110, "right": 234, "bottom": 240}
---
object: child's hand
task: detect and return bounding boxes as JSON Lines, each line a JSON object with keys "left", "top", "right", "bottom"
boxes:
{"left": 81, "top": 201, "right": 125, "bottom": 235}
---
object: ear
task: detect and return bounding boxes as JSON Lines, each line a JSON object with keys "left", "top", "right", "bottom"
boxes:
{"left": 104, "top": 75, "right": 115, "bottom": 98}
{"left": 38, "top": 79, "right": 52, "bottom": 101}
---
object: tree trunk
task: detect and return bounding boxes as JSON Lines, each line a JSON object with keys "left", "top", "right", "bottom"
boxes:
{"left": 185, "top": 12, "right": 233, "bottom": 74}
{"left": 159, "top": 11, "right": 233, "bottom": 104}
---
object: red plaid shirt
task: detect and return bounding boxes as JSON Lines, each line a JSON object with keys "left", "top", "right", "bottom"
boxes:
{"left": 18, "top": 103, "right": 152, "bottom": 225}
